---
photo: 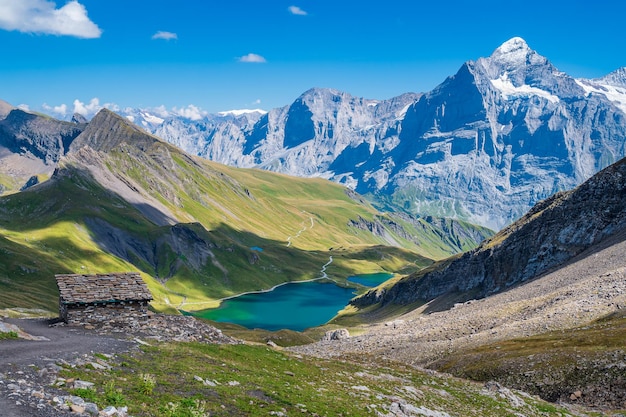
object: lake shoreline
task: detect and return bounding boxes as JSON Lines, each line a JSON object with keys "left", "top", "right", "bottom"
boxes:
{"left": 182, "top": 263, "right": 397, "bottom": 331}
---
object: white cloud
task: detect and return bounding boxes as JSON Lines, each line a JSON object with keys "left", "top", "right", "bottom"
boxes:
{"left": 73, "top": 97, "right": 101, "bottom": 116}
{"left": 0, "top": 0, "right": 102, "bottom": 38}
{"left": 288, "top": 5, "right": 308, "bottom": 15}
{"left": 151, "top": 105, "right": 170, "bottom": 118}
{"left": 17, "top": 104, "right": 31, "bottom": 112}
{"left": 172, "top": 104, "right": 208, "bottom": 121}
{"left": 151, "top": 31, "right": 177, "bottom": 41}
{"left": 253, "top": 99, "right": 262, "bottom": 105}
{"left": 72, "top": 98, "right": 119, "bottom": 117}
{"left": 105, "top": 102, "right": 120, "bottom": 112}
{"left": 42, "top": 102, "right": 68, "bottom": 116}
{"left": 238, "top": 53, "right": 267, "bottom": 63}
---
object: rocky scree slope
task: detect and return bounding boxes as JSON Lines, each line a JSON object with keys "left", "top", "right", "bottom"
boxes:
{"left": 127, "top": 37, "right": 626, "bottom": 230}
{"left": 352, "top": 154, "right": 626, "bottom": 308}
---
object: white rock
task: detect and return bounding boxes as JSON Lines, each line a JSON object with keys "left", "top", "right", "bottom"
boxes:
{"left": 73, "top": 380, "right": 95, "bottom": 389}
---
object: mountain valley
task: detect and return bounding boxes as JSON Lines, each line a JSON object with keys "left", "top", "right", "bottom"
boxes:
{"left": 0, "top": 36, "right": 625, "bottom": 416}
{"left": 290, "top": 151, "right": 626, "bottom": 411}
{"left": 0, "top": 107, "right": 491, "bottom": 314}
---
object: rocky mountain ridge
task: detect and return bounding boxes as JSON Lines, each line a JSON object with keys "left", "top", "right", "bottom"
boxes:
{"left": 121, "top": 37, "right": 626, "bottom": 230}
{"left": 351, "top": 154, "right": 626, "bottom": 308}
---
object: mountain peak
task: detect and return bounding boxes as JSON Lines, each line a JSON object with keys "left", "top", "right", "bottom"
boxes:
{"left": 299, "top": 87, "right": 344, "bottom": 100}
{"left": 487, "top": 37, "right": 543, "bottom": 67}
{"left": 478, "top": 37, "right": 553, "bottom": 84}
{"left": 70, "top": 108, "right": 161, "bottom": 153}
{"left": 71, "top": 112, "right": 88, "bottom": 124}
{"left": 494, "top": 37, "right": 530, "bottom": 55}
{"left": 595, "top": 67, "right": 626, "bottom": 87}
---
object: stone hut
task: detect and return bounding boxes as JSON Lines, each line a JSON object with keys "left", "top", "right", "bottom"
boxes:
{"left": 55, "top": 272, "right": 153, "bottom": 325}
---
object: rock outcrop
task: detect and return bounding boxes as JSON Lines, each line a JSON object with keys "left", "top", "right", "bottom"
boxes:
{"left": 0, "top": 109, "right": 84, "bottom": 164}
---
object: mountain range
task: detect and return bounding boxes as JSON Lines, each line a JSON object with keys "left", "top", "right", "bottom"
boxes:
{"left": 119, "top": 37, "right": 626, "bottom": 231}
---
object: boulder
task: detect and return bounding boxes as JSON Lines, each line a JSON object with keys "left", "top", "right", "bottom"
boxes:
{"left": 322, "top": 328, "right": 349, "bottom": 341}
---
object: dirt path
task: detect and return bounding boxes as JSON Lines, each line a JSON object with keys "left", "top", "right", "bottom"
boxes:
{"left": 286, "top": 212, "right": 314, "bottom": 247}
{"left": 0, "top": 318, "right": 135, "bottom": 417}
{"left": 0, "top": 318, "right": 134, "bottom": 365}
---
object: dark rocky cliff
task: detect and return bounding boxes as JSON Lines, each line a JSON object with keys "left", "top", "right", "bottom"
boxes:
{"left": 0, "top": 109, "right": 84, "bottom": 164}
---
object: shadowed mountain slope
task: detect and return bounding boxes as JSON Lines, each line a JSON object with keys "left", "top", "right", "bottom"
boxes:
{"left": 352, "top": 155, "right": 626, "bottom": 309}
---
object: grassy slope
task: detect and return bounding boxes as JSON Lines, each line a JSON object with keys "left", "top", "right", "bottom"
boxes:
{"left": 0, "top": 170, "right": 153, "bottom": 311}
{"left": 432, "top": 311, "right": 626, "bottom": 409}
{"left": 100, "top": 146, "right": 442, "bottom": 309}
{"left": 59, "top": 341, "right": 574, "bottom": 417}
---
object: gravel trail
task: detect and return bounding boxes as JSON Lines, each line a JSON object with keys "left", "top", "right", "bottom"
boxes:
{"left": 0, "top": 318, "right": 135, "bottom": 417}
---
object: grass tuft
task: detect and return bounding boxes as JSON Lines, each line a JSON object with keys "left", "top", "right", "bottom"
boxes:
{"left": 0, "top": 330, "right": 18, "bottom": 340}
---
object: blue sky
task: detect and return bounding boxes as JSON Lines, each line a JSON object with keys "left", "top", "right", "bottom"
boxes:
{"left": 1, "top": 0, "right": 625, "bottom": 118}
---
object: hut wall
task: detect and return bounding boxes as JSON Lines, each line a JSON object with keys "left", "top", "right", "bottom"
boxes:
{"left": 64, "top": 301, "right": 150, "bottom": 326}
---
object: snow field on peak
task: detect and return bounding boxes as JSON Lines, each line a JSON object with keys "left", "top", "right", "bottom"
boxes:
{"left": 141, "top": 112, "right": 165, "bottom": 125}
{"left": 575, "top": 79, "right": 626, "bottom": 114}
{"left": 489, "top": 74, "right": 560, "bottom": 103}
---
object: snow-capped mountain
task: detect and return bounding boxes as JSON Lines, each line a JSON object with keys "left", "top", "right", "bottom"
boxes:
{"left": 384, "top": 37, "right": 626, "bottom": 229}
{"left": 120, "top": 38, "right": 626, "bottom": 230}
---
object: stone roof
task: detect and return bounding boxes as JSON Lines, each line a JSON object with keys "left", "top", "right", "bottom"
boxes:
{"left": 55, "top": 272, "right": 152, "bottom": 305}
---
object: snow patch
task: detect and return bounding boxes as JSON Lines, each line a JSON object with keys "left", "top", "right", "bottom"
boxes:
{"left": 218, "top": 109, "right": 268, "bottom": 117}
{"left": 490, "top": 74, "right": 559, "bottom": 103}
{"left": 141, "top": 112, "right": 164, "bottom": 125}
{"left": 396, "top": 102, "right": 413, "bottom": 119}
{"left": 575, "top": 79, "right": 626, "bottom": 114}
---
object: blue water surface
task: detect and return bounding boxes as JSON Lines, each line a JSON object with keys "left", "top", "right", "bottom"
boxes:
{"left": 347, "top": 272, "right": 394, "bottom": 287}
{"left": 193, "top": 281, "right": 356, "bottom": 331}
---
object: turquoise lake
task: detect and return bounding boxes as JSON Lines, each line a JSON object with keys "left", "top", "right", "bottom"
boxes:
{"left": 192, "top": 281, "right": 357, "bottom": 331}
{"left": 347, "top": 272, "right": 394, "bottom": 287}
